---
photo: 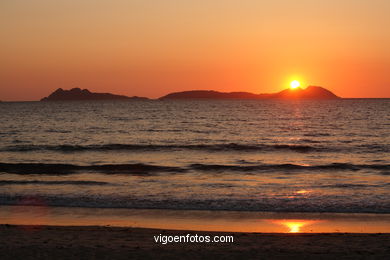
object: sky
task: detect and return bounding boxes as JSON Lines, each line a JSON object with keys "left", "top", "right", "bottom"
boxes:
{"left": 1, "top": 0, "right": 389, "bottom": 100}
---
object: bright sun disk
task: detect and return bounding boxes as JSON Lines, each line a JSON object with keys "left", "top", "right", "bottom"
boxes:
{"left": 290, "top": 80, "right": 300, "bottom": 89}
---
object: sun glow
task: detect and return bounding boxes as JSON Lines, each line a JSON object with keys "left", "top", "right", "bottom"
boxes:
{"left": 295, "top": 190, "right": 311, "bottom": 194}
{"left": 290, "top": 80, "right": 301, "bottom": 89}
{"left": 284, "top": 221, "right": 305, "bottom": 233}
{"left": 269, "top": 219, "right": 321, "bottom": 233}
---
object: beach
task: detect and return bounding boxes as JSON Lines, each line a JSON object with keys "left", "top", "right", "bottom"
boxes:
{"left": 0, "top": 100, "right": 389, "bottom": 258}
{"left": 1, "top": 225, "right": 389, "bottom": 259}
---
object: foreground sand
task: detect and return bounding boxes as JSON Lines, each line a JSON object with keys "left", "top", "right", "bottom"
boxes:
{"left": 1, "top": 225, "right": 389, "bottom": 259}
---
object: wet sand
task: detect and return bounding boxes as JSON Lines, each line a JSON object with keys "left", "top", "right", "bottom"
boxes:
{"left": 2, "top": 206, "right": 390, "bottom": 233}
{"left": 1, "top": 225, "right": 389, "bottom": 259}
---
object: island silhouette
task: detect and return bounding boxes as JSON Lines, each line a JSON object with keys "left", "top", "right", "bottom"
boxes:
{"left": 41, "top": 88, "right": 149, "bottom": 101}
{"left": 159, "top": 86, "right": 340, "bottom": 100}
{"left": 41, "top": 86, "right": 340, "bottom": 101}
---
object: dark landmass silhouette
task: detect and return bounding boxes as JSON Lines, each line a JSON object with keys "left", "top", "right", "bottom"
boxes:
{"left": 275, "top": 86, "right": 340, "bottom": 99}
{"left": 40, "top": 86, "right": 340, "bottom": 102}
{"left": 41, "top": 88, "right": 148, "bottom": 101}
{"left": 159, "top": 86, "right": 340, "bottom": 100}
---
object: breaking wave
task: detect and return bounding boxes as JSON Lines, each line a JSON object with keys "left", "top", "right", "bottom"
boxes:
{"left": 2, "top": 143, "right": 387, "bottom": 154}
{"left": 0, "top": 180, "right": 110, "bottom": 186}
{"left": 1, "top": 143, "right": 321, "bottom": 153}
{"left": 0, "top": 162, "right": 388, "bottom": 175}
{"left": 0, "top": 194, "right": 389, "bottom": 213}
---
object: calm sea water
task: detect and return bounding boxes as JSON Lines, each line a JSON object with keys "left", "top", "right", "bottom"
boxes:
{"left": 0, "top": 99, "right": 389, "bottom": 213}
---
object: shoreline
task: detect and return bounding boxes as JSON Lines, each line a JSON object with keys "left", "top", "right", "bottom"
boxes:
{"left": 1, "top": 224, "right": 389, "bottom": 259}
{"left": 1, "top": 205, "right": 389, "bottom": 233}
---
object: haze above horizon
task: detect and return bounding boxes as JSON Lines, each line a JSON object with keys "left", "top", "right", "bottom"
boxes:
{"left": 1, "top": 0, "right": 389, "bottom": 101}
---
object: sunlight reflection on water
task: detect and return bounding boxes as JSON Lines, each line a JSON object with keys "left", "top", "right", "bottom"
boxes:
{"left": 269, "top": 219, "right": 321, "bottom": 233}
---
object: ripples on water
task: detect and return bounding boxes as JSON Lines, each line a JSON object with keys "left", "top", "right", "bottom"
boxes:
{"left": 0, "top": 99, "right": 389, "bottom": 213}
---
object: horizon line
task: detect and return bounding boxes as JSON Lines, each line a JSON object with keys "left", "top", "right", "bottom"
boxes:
{"left": 2, "top": 86, "right": 390, "bottom": 101}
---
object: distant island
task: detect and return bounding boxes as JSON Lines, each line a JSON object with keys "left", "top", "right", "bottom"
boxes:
{"left": 40, "top": 86, "right": 340, "bottom": 102}
{"left": 41, "top": 88, "right": 148, "bottom": 101}
{"left": 159, "top": 86, "right": 340, "bottom": 100}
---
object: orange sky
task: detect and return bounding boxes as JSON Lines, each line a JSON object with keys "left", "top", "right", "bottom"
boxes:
{"left": 1, "top": 0, "right": 389, "bottom": 101}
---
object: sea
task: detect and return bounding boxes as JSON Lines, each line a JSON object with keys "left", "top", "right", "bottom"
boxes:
{"left": 0, "top": 99, "right": 389, "bottom": 217}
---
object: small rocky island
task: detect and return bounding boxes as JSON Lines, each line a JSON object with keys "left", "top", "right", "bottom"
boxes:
{"left": 159, "top": 86, "right": 340, "bottom": 100}
{"left": 41, "top": 88, "right": 148, "bottom": 101}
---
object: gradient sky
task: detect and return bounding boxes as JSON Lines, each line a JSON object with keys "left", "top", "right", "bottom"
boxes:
{"left": 1, "top": 0, "right": 389, "bottom": 100}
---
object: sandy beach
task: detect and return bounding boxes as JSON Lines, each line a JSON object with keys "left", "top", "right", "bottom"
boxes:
{"left": 1, "top": 225, "right": 389, "bottom": 259}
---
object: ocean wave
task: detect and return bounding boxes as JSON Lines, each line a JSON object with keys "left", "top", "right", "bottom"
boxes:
{"left": 2, "top": 143, "right": 388, "bottom": 154}
{"left": 0, "top": 162, "right": 388, "bottom": 175}
{"left": 0, "top": 163, "right": 185, "bottom": 175}
{"left": 189, "top": 163, "right": 390, "bottom": 172}
{"left": 0, "top": 194, "right": 389, "bottom": 214}
{"left": 0, "top": 143, "right": 323, "bottom": 153}
{"left": 0, "top": 180, "right": 110, "bottom": 186}
{"left": 318, "top": 183, "right": 388, "bottom": 189}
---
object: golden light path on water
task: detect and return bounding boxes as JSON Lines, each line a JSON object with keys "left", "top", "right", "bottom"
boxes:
{"left": 269, "top": 220, "right": 321, "bottom": 233}
{"left": 268, "top": 189, "right": 318, "bottom": 233}
{"left": 1, "top": 206, "right": 390, "bottom": 233}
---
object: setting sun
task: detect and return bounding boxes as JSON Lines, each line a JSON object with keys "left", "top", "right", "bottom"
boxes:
{"left": 290, "top": 80, "right": 301, "bottom": 89}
